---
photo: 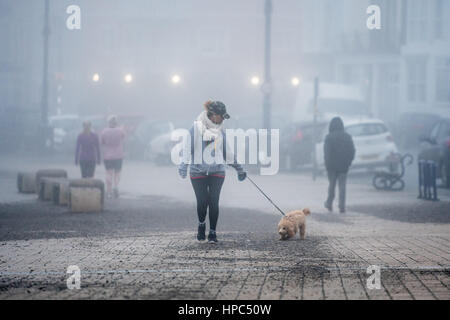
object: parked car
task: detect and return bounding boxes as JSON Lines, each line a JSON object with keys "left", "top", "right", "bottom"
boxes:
{"left": 218, "top": 114, "right": 289, "bottom": 167}
{"left": 316, "top": 118, "right": 399, "bottom": 172}
{"left": 280, "top": 121, "right": 328, "bottom": 170}
{"left": 83, "top": 115, "right": 107, "bottom": 134}
{"left": 49, "top": 114, "right": 81, "bottom": 152}
{"left": 127, "top": 119, "right": 176, "bottom": 161}
{"left": 85, "top": 114, "right": 145, "bottom": 135}
{"left": 391, "top": 112, "right": 442, "bottom": 150}
{"left": 418, "top": 118, "right": 450, "bottom": 188}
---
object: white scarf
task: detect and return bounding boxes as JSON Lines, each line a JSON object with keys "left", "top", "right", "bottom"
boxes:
{"left": 195, "top": 111, "right": 223, "bottom": 142}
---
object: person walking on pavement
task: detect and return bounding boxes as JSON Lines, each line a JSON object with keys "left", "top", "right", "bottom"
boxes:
{"left": 178, "top": 100, "right": 247, "bottom": 243}
{"left": 101, "top": 115, "right": 126, "bottom": 199}
{"left": 75, "top": 121, "right": 101, "bottom": 178}
{"left": 324, "top": 117, "right": 355, "bottom": 214}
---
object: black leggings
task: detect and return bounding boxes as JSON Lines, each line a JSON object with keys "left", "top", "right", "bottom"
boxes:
{"left": 80, "top": 160, "right": 96, "bottom": 178}
{"left": 190, "top": 175, "right": 225, "bottom": 231}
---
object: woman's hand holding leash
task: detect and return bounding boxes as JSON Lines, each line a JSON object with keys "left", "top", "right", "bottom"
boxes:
{"left": 178, "top": 168, "right": 187, "bottom": 179}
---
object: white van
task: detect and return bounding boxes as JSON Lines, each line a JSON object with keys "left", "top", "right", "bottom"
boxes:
{"left": 292, "top": 82, "right": 370, "bottom": 124}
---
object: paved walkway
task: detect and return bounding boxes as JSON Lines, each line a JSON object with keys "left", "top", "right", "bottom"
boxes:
{"left": 1, "top": 203, "right": 448, "bottom": 300}
{"left": 0, "top": 157, "right": 449, "bottom": 299}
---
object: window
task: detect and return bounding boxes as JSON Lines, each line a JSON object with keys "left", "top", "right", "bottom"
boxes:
{"left": 346, "top": 123, "right": 387, "bottom": 137}
{"left": 408, "top": 0, "right": 428, "bottom": 42}
{"left": 407, "top": 59, "right": 427, "bottom": 103}
{"left": 375, "top": 124, "right": 388, "bottom": 134}
{"left": 346, "top": 125, "right": 366, "bottom": 137}
{"left": 430, "top": 122, "right": 440, "bottom": 141}
{"left": 438, "top": 122, "right": 450, "bottom": 141}
{"left": 436, "top": 57, "right": 450, "bottom": 102}
{"left": 434, "top": 0, "right": 444, "bottom": 39}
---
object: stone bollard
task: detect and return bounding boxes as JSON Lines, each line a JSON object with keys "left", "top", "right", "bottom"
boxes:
{"left": 39, "top": 177, "right": 68, "bottom": 201}
{"left": 69, "top": 179, "right": 105, "bottom": 213}
{"left": 35, "top": 169, "right": 68, "bottom": 196}
{"left": 17, "top": 172, "right": 37, "bottom": 194}
{"left": 52, "top": 179, "right": 72, "bottom": 206}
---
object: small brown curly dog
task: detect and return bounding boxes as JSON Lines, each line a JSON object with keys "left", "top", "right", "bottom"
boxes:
{"left": 277, "top": 209, "right": 311, "bottom": 240}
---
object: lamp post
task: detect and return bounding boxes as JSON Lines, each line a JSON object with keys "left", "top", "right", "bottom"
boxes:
{"left": 40, "top": 0, "right": 51, "bottom": 150}
{"left": 312, "top": 77, "right": 319, "bottom": 181}
{"left": 262, "top": 0, "right": 272, "bottom": 131}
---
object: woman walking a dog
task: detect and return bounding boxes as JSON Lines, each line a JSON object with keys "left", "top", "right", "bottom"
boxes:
{"left": 178, "top": 101, "right": 247, "bottom": 243}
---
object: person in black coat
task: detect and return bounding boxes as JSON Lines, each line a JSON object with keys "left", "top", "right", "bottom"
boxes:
{"left": 323, "top": 117, "right": 355, "bottom": 213}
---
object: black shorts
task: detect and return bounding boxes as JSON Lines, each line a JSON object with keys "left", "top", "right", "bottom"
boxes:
{"left": 104, "top": 159, "right": 123, "bottom": 171}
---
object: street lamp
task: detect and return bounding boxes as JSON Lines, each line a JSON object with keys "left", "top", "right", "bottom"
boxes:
{"left": 92, "top": 73, "right": 100, "bottom": 83}
{"left": 263, "top": 0, "right": 272, "bottom": 131}
{"left": 171, "top": 74, "right": 181, "bottom": 85}
{"left": 40, "top": 0, "right": 50, "bottom": 151}
{"left": 251, "top": 76, "right": 260, "bottom": 86}
{"left": 124, "top": 74, "right": 133, "bottom": 83}
{"left": 291, "top": 77, "right": 300, "bottom": 87}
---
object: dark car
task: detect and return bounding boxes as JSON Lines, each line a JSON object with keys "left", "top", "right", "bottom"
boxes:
{"left": 418, "top": 118, "right": 450, "bottom": 188}
{"left": 280, "top": 121, "right": 328, "bottom": 171}
{"left": 224, "top": 114, "right": 288, "bottom": 168}
{"left": 392, "top": 112, "right": 442, "bottom": 150}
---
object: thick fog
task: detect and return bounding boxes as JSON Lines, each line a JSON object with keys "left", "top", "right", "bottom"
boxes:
{"left": 2, "top": 1, "right": 450, "bottom": 302}
{"left": 0, "top": 0, "right": 449, "bottom": 164}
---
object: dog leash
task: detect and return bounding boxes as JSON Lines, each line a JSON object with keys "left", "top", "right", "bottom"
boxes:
{"left": 247, "top": 176, "right": 286, "bottom": 216}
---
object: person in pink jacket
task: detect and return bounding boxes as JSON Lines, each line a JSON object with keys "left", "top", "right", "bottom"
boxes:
{"left": 100, "top": 115, "right": 126, "bottom": 198}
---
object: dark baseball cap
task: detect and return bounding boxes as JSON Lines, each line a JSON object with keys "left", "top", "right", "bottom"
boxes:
{"left": 207, "top": 101, "right": 230, "bottom": 119}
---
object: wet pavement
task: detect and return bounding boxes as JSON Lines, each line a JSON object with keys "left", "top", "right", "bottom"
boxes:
{"left": 0, "top": 155, "right": 449, "bottom": 299}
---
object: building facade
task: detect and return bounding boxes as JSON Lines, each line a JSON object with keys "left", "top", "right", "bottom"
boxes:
{"left": 1, "top": 0, "right": 449, "bottom": 145}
